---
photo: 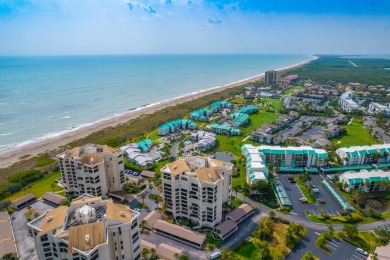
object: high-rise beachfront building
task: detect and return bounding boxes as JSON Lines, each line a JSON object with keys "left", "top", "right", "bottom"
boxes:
{"left": 336, "top": 144, "right": 390, "bottom": 166}
{"left": 161, "top": 156, "right": 232, "bottom": 229}
{"left": 27, "top": 194, "right": 141, "bottom": 260}
{"left": 57, "top": 144, "right": 126, "bottom": 197}
{"left": 265, "top": 70, "right": 279, "bottom": 86}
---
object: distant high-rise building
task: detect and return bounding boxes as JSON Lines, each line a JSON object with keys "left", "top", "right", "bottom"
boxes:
{"left": 57, "top": 144, "right": 126, "bottom": 197}
{"left": 265, "top": 70, "right": 279, "bottom": 86}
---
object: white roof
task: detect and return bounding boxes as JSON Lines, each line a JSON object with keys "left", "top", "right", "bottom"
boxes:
{"left": 340, "top": 169, "right": 390, "bottom": 180}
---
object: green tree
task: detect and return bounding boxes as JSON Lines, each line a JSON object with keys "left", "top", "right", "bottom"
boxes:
{"left": 351, "top": 189, "right": 366, "bottom": 206}
{"left": 343, "top": 224, "right": 358, "bottom": 239}
{"left": 315, "top": 236, "right": 326, "bottom": 249}
{"left": 179, "top": 254, "right": 189, "bottom": 260}
{"left": 141, "top": 248, "right": 149, "bottom": 260}
{"left": 288, "top": 223, "right": 304, "bottom": 236}
{"left": 256, "top": 242, "right": 272, "bottom": 260}
{"left": 220, "top": 247, "right": 235, "bottom": 260}
{"left": 149, "top": 184, "right": 153, "bottom": 195}
{"left": 141, "top": 194, "right": 146, "bottom": 207}
{"left": 1, "top": 253, "right": 18, "bottom": 260}
{"left": 253, "top": 217, "right": 273, "bottom": 240}
{"left": 301, "top": 251, "right": 316, "bottom": 260}
{"left": 328, "top": 225, "right": 334, "bottom": 235}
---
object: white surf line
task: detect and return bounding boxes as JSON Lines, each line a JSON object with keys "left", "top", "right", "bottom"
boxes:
{"left": 349, "top": 60, "right": 358, "bottom": 67}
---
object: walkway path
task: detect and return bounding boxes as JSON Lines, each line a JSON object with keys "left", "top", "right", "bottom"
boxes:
{"left": 170, "top": 141, "right": 180, "bottom": 159}
{"left": 236, "top": 193, "right": 390, "bottom": 231}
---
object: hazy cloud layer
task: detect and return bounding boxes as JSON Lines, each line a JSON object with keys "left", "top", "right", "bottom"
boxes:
{"left": 0, "top": 0, "right": 389, "bottom": 55}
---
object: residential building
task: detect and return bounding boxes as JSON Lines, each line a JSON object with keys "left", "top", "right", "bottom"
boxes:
{"left": 190, "top": 131, "right": 216, "bottom": 151}
{"left": 120, "top": 144, "right": 154, "bottom": 167}
{"left": 158, "top": 119, "right": 197, "bottom": 136}
{"left": 229, "top": 112, "right": 249, "bottom": 127}
{"left": 161, "top": 156, "right": 233, "bottom": 229}
{"left": 210, "top": 101, "right": 232, "bottom": 112}
{"left": 338, "top": 91, "right": 359, "bottom": 112}
{"left": 265, "top": 70, "right": 279, "bottom": 86}
{"left": 253, "top": 145, "right": 328, "bottom": 167}
{"left": 210, "top": 124, "right": 241, "bottom": 136}
{"left": 339, "top": 170, "right": 390, "bottom": 192}
{"left": 326, "top": 125, "right": 342, "bottom": 138}
{"left": 281, "top": 74, "right": 298, "bottom": 85}
{"left": 242, "top": 144, "right": 269, "bottom": 185}
{"left": 27, "top": 195, "right": 141, "bottom": 260}
{"left": 368, "top": 102, "right": 390, "bottom": 116}
{"left": 189, "top": 109, "right": 212, "bottom": 122}
{"left": 250, "top": 124, "right": 279, "bottom": 144}
{"left": 237, "top": 106, "right": 259, "bottom": 114}
{"left": 11, "top": 193, "right": 36, "bottom": 211}
{"left": 0, "top": 211, "right": 18, "bottom": 258}
{"left": 215, "top": 204, "right": 254, "bottom": 240}
{"left": 336, "top": 144, "right": 390, "bottom": 166}
{"left": 275, "top": 115, "right": 294, "bottom": 127}
{"left": 57, "top": 144, "right": 125, "bottom": 197}
{"left": 42, "top": 192, "right": 68, "bottom": 207}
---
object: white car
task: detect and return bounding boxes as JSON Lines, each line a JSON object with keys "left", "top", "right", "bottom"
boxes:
{"left": 356, "top": 248, "right": 368, "bottom": 256}
{"left": 209, "top": 252, "right": 221, "bottom": 259}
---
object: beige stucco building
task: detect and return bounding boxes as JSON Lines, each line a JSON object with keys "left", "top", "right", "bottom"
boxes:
{"left": 161, "top": 156, "right": 232, "bottom": 229}
{"left": 57, "top": 144, "right": 126, "bottom": 197}
{"left": 28, "top": 194, "right": 141, "bottom": 260}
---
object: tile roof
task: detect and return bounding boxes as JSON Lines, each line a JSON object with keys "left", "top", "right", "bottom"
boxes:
{"left": 196, "top": 167, "right": 222, "bottom": 183}
{"left": 37, "top": 206, "right": 67, "bottom": 237}
{"left": 143, "top": 211, "right": 162, "bottom": 228}
{"left": 156, "top": 243, "right": 183, "bottom": 260}
{"left": 11, "top": 193, "right": 36, "bottom": 208}
{"left": 105, "top": 202, "right": 132, "bottom": 222}
{"left": 166, "top": 160, "right": 190, "bottom": 175}
{"left": 42, "top": 192, "right": 67, "bottom": 205}
{"left": 226, "top": 204, "right": 253, "bottom": 223}
{"left": 68, "top": 221, "right": 105, "bottom": 253}
{"left": 153, "top": 220, "right": 206, "bottom": 245}
{"left": 215, "top": 219, "right": 237, "bottom": 237}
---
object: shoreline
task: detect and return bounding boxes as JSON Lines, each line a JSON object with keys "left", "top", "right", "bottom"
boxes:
{"left": 0, "top": 56, "right": 316, "bottom": 168}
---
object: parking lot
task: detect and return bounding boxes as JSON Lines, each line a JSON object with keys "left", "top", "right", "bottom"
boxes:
{"left": 11, "top": 200, "right": 54, "bottom": 260}
{"left": 278, "top": 174, "right": 344, "bottom": 218}
{"left": 287, "top": 228, "right": 368, "bottom": 260}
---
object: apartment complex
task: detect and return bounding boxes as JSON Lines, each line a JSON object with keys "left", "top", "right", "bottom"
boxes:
{"left": 256, "top": 145, "right": 328, "bottom": 167}
{"left": 242, "top": 144, "right": 269, "bottom": 185}
{"left": 338, "top": 91, "right": 359, "bottom": 112}
{"left": 210, "top": 124, "right": 241, "bottom": 136}
{"left": 158, "top": 119, "right": 197, "bottom": 136}
{"left": 161, "top": 156, "right": 232, "bottom": 229}
{"left": 265, "top": 70, "right": 279, "bottom": 86}
{"left": 57, "top": 144, "right": 126, "bottom": 197}
{"left": 368, "top": 102, "right": 390, "bottom": 116}
{"left": 27, "top": 195, "right": 141, "bottom": 260}
{"left": 336, "top": 144, "right": 390, "bottom": 166}
{"left": 339, "top": 170, "right": 390, "bottom": 192}
{"left": 210, "top": 101, "right": 232, "bottom": 112}
{"left": 189, "top": 109, "right": 212, "bottom": 122}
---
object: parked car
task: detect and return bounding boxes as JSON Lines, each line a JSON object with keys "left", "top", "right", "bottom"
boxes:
{"left": 209, "top": 252, "right": 221, "bottom": 259}
{"left": 356, "top": 248, "right": 368, "bottom": 256}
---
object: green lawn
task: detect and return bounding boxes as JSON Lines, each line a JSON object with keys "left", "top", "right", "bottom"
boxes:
{"left": 332, "top": 119, "right": 375, "bottom": 147}
{"left": 230, "top": 97, "right": 247, "bottom": 104}
{"left": 282, "top": 85, "right": 304, "bottom": 95}
{"left": 7, "top": 171, "right": 62, "bottom": 202}
{"left": 295, "top": 178, "right": 316, "bottom": 203}
{"left": 260, "top": 98, "right": 283, "bottom": 111}
{"left": 231, "top": 196, "right": 244, "bottom": 208}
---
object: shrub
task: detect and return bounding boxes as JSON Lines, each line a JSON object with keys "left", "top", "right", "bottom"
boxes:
{"left": 7, "top": 169, "right": 41, "bottom": 183}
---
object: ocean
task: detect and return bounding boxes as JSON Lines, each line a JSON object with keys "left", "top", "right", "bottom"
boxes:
{"left": 0, "top": 54, "right": 309, "bottom": 152}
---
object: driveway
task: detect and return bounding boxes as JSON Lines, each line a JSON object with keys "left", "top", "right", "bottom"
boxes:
{"left": 11, "top": 200, "right": 54, "bottom": 260}
{"left": 170, "top": 141, "right": 180, "bottom": 159}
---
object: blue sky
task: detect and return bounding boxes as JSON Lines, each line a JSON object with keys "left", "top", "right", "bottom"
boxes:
{"left": 0, "top": 0, "right": 389, "bottom": 55}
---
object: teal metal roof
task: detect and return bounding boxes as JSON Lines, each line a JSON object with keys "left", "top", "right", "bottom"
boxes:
{"left": 383, "top": 177, "right": 389, "bottom": 182}
{"left": 359, "top": 150, "right": 367, "bottom": 156}
{"left": 367, "top": 149, "right": 377, "bottom": 154}
{"left": 321, "top": 179, "right": 350, "bottom": 210}
{"left": 370, "top": 176, "right": 382, "bottom": 182}
{"left": 280, "top": 167, "right": 304, "bottom": 172}
{"left": 306, "top": 168, "right": 319, "bottom": 173}
{"left": 378, "top": 163, "right": 390, "bottom": 168}
{"left": 323, "top": 165, "right": 373, "bottom": 172}
{"left": 353, "top": 178, "right": 364, "bottom": 184}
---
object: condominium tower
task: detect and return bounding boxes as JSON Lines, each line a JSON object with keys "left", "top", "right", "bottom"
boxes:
{"left": 57, "top": 144, "right": 126, "bottom": 197}
{"left": 161, "top": 156, "right": 233, "bottom": 229}
{"left": 28, "top": 194, "right": 141, "bottom": 260}
{"left": 265, "top": 70, "right": 279, "bottom": 86}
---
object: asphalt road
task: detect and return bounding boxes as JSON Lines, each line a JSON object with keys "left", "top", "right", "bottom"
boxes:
{"left": 170, "top": 141, "right": 179, "bottom": 159}
{"left": 11, "top": 201, "right": 54, "bottom": 260}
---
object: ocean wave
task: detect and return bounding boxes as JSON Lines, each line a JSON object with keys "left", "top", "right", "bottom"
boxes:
{"left": 0, "top": 133, "right": 13, "bottom": 136}
{"left": 0, "top": 55, "right": 313, "bottom": 155}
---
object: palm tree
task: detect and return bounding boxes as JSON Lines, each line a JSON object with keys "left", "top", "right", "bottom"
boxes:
{"left": 141, "top": 248, "right": 149, "bottom": 260}
{"left": 140, "top": 220, "right": 146, "bottom": 228}
{"left": 173, "top": 253, "right": 179, "bottom": 260}
{"left": 268, "top": 211, "right": 276, "bottom": 220}
{"left": 141, "top": 194, "right": 146, "bottom": 207}
{"left": 149, "top": 248, "right": 156, "bottom": 258}
{"left": 27, "top": 205, "right": 32, "bottom": 214}
{"left": 351, "top": 189, "right": 366, "bottom": 205}
{"left": 327, "top": 225, "right": 334, "bottom": 235}
{"left": 149, "top": 184, "right": 153, "bottom": 195}
{"left": 51, "top": 183, "right": 56, "bottom": 192}
{"left": 232, "top": 186, "right": 239, "bottom": 198}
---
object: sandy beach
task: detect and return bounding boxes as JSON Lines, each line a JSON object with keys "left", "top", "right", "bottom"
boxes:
{"left": 0, "top": 56, "right": 315, "bottom": 168}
